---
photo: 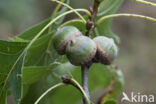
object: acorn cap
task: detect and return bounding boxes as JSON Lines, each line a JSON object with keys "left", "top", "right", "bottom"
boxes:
{"left": 52, "top": 26, "right": 82, "bottom": 55}
{"left": 66, "top": 36, "right": 97, "bottom": 66}
{"left": 93, "top": 36, "right": 118, "bottom": 65}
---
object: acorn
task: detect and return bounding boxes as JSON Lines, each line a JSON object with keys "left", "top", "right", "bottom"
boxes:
{"left": 93, "top": 36, "right": 118, "bottom": 65}
{"left": 52, "top": 26, "right": 82, "bottom": 55}
{"left": 66, "top": 36, "right": 97, "bottom": 66}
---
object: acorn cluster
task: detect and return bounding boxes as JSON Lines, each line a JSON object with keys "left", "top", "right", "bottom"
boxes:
{"left": 52, "top": 26, "right": 118, "bottom": 66}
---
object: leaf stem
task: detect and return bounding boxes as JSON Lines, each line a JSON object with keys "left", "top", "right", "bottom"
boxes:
{"left": 96, "top": 13, "right": 156, "bottom": 25}
{"left": 50, "top": 0, "right": 65, "bottom": 20}
{"left": 133, "top": 0, "right": 156, "bottom": 7}
{"left": 34, "top": 83, "right": 65, "bottom": 104}
{"left": 51, "top": 0, "right": 87, "bottom": 23}
{"left": 48, "top": 0, "right": 65, "bottom": 33}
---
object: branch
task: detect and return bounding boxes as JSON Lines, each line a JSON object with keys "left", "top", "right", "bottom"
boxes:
{"left": 81, "top": 65, "right": 91, "bottom": 104}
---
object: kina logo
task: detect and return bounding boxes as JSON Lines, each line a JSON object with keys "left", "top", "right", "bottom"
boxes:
{"left": 121, "top": 92, "right": 155, "bottom": 103}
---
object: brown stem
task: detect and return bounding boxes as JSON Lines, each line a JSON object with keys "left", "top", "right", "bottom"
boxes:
{"left": 85, "top": 0, "right": 100, "bottom": 37}
{"left": 61, "top": 76, "right": 80, "bottom": 90}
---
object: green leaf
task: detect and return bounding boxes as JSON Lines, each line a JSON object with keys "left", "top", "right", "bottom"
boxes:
{"left": 51, "top": 84, "right": 82, "bottom": 104}
{"left": 8, "top": 52, "right": 26, "bottom": 104}
{"left": 103, "top": 99, "right": 117, "bottom": 104}
{"left": 10, "top": 37, "right": 29, "bottom": 42}
{"left": 0, "top": 40, "right": 27, "bottom": 104}
{"left": 22, "top": 85, "right": 29, "bottom": 99}
{"left": 12, "top": 31, "right": 56, "bottom": 66}
{"left": 22, "top": 66, "right": 52, "bottom": 99}
{"left": 88, "top": 64, "right": 113, "bottom": 90}
{"left": 98, "top": 0, "right": 123, "bottom": 16}
{"left": 22, "top": 66, "right": 49, "bottom": 85}
{"left": 24, "top": 32, "right": 54, "bottom": 66}
{"left": 10, "top": 22, "right": 54, "bottom": 66}
{"left": 21, "top": 78, "right": 52, "bottom": 104}
{"left": 96, "top": 0, "right": 123, "bottom": 43}
{"left": 111, "top": 68, "right": 124, "bottom": 98}
{"left": 10, "top": 20, "right": 55, "bottom": 65}
{"left": 0, "top": 88, "right": 7, "bottom": 104}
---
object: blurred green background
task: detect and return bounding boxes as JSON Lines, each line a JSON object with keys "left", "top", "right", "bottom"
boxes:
{"left": 0, "top": 0, "right": 156, "bottom": 104}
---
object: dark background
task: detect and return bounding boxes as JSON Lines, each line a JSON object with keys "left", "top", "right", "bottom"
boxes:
{"left": 0, "top": 0, "right": 156, "bottom": 103}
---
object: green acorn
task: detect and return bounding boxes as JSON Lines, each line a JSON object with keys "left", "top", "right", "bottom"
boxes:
{"left": 52, "top": 26, "right": 82, "bottom": 55}
{"left": 66, "top": 36, "right": 97, "bottom": 66}
{"left": 93, "top": 36, "right": 118, "bottom": 65}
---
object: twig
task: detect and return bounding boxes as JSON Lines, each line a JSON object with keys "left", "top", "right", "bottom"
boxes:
{"left": 86, "top": 0, "right": 100, "bottom": 37}
{"left": 61, "top": 76, "right": 79, "bottom": 89}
